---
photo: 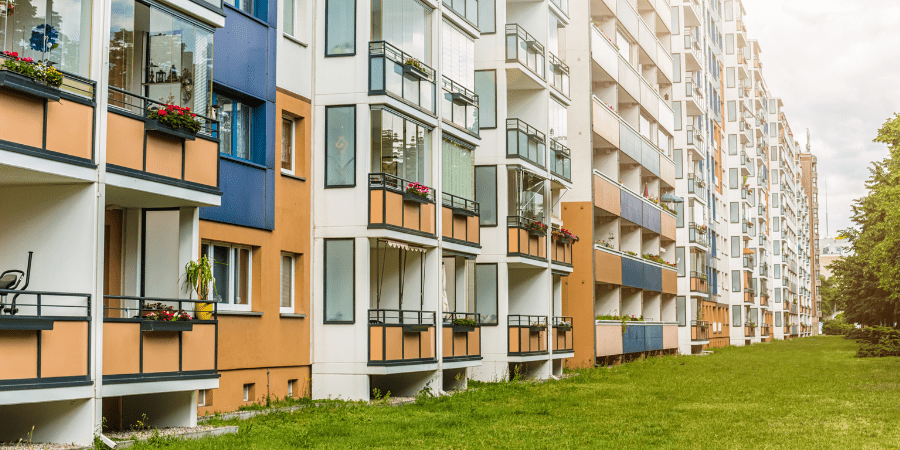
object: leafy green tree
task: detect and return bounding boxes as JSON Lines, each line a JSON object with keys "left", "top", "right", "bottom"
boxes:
{"left": 818, "top": 276, "right": 839, "bottom": 316}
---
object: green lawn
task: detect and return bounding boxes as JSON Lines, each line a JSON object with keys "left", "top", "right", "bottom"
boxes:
{"left": 130, "top": 336, "right": 900, "bottom": 449}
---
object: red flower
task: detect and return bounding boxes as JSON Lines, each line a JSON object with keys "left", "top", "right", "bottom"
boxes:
{"left": 185, "top": 107, "right": 191, "bottom": 111}
{"left": 166, "top": 105, "right": 173, "bottom": 111}
{"left": 191, "top": 113, "right": 196, "bottom": 117}
{"left": 23, "top": 57, "right": 32, "bottom": 63}
{"left": 157, "top": 110, "right": 167, "bottom": 116}
{"left": 177, "top": 111, "right": 184, "bottom": 115}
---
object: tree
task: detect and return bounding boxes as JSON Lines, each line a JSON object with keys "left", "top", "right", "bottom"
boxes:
{"left": 830, "top": 114, "right": 900, "bottom": 326}
{"left": 818, "top": 276, "right": 839, "bottom": 316}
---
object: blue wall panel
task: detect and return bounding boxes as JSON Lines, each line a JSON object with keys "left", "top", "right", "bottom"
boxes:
{"left": 642, "top": 202, "right": 661, "bottom": 234}
{"left": 201, "top": 159, "right": 269, "bottom": 228}
{"left": 214, "top": 9, "right": 271, "bottom": 100}
{"left": 645, "top": 325, "right": 663, "bottom": 351}
{"left": 623, "top": 324, "right": 646, "bottom": 353}
{"left": 621, "top": 190, "right": 643, "bottom": 225}
{"left": 641, "top": 140, "right": 660, "bottom": 176}
{"left": 643, "top": 262, "right": 662, "bottom": 292}
{"left": 619, "top": 124, "right": 642, "bottom": 164}
{"left": 622, "top": 257, "right": 643, "bottom": 289}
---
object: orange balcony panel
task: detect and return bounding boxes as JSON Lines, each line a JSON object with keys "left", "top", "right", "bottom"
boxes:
{"left": 552, "top": 326, "right": 573, "bottom": 352}
{"left": 441, "top": 326, "right": 481, "bottom": 359}
{"left": 594, "top": 249, "right": 622, "bottom": 285}
{"left": 40, "top": 321, "right": 89, "bottom": 378}
{"left": 369, "top": 323, "right": 436, "bottom": 363}
{"left": 508, "top": 326, "right": 547, "bottom": 355}
{"left": 0, "top": 331, "right": 38, "bottom": 380}
{"left": 593, "top": 174, "right": 621, "bottom": 215}
{"left": 662, "top": 269, "right": 677, "bottom": 295}
{"left": 551, "top": 237, "right": 573, "bottom": 265}
{"left": 441, "top": 206, "right": 480, "bottom": 247}
{"left": 181, "top": 323, "right": 216, "bottom": 372}
{"left": 369, "top": 189, "right": 436, "bottom": 236}
{"left": 146, "top": 134, "right": 184, "bottom": 180}
{"left": 663, "top": 324, "right": 678, "bottom": 349}
{"left": 661, "top": 212, "right": 676, "bottom": 241}
{"left": 0, "top": 90, "right": 43, "bottom": 149}
{"left": 184, "top": 139, "right": 219, "bottom": 188}
{"left": 45, "top": 100, "right": 93, "bottom": 160}
{"left": 507, "top": 227, "right": 546, "bottom": 260}
{"left": 106, "top": 113, "right": 144, "bottom": 170}
{"left": 142, "top": 332, "right": 180, "bottom": 374}
{"left": 102, "top": 322, "right": 140, "bottom": 376}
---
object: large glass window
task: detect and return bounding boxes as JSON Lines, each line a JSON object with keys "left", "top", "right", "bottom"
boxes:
{"left": 1, "top": 0, "right": 92, "bottom": 77}
{"left": 549, "top": 99, "right": 567, "bottom": 146}
{"left": 676, "top": 247, "right": 685, "bottom": 277}
{"left": 225, "top": 0, "right": 254, "bottom": 16}
{"left": 370, "top": 107, "right": 431, "bottom": 184}
{"left": 325, "top": 0, "right": 354, "bottom": 56}
{"left": 371, "top": 0, "right": 431, "bottom": 63}
{"left": 475, "top": 263, "right": 498, "bottom": 325}
{"left": 325, "top": 105, "right": 356, "bottom": 187}
{"left": 676, "top": 296, "right": 686, "bottom": 326}
{"left": 443, "top": 0, "right": 477, "bottom": 26}
{"left": 202, "top": 242, "right": 251, "bottom": 310}
{"left": 441, "top": 21, "right": 474, "bottom": 88}
{"left": 282, "top": 117, "right": 295, "bottom": 173}
{"left": 477, "top": 0, "right": 494, "bottom": 33}
{"left": 474, "top": 70, "right": 496, "bottom": 129}
{"left": 215, "top": 93, "right": 254, "bottom": 161}
{"left": 324, "top": 239, "right": 354, "bottom": 323}
{"left": 108, "top": 0, "right": 213, "bottom": 115}
{"left": 508, "top": 167, "right": 544, "bottom": 220}
{"left": 475, "top": 165, "right": 497, "bottom": 226}
{"left": 442, "top": 138, "right": 474, "bottom": 200}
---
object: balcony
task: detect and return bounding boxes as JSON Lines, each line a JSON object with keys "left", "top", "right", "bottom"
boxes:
{"left": 441, "top": 193, "right": 480, "bottom": 249}
{"left": 102, "top": 296, "right": 218, "bottom": 385}
{"left": 760, "top": 323, "right": 771, "bottom": 337}
{"left": 684, "top": 76, "right": 704, "bottom": 116}
{"left": 686, "top": 125, "right": 705, "bottom": 159}
{"left": 550, "top": 231, "right": 574, "bottom": 267}
{"left": 368, "top": 173, "right": 437, "bottom": 239}
{"left": 744, "top": 289, "right": 755, "bottom": 305}
{"left": 691, "top": 320, "right": 709, "bottom": 342}
{"left": 441, "top": 312, "right": 482, "bottom": 363}
{"left": 508, "top": 315, "right": 549, "bottom": 357}
{"left": 507, "top": 118, "right": 546, "bottom": 168}
{"left": 552, "top": 316, "right": 573, "bottom": 354}
{"left": 687, "top": 172, "right": 707, "bottom": 200}
{"left": 689, "top": 222, "right": 708, "bottom": 247}
{"left": 441, "top": 77, "right": 479, "bottom": 136}
{"left": 106, "top": 87, "right": 220, "bottom": 201}
{"left": 368, "top": 41, "right": 436, "bottom": 114}
{"left": 0, "top": 62, "right": 96, "bottom": 171}
{"left": 0, "top": 289, "right": 91, "bottom": 390}
{"left": 590, "top": 25, "right": 618, "bottom": 80}
{"left": 506, "top": 24, "right": 546, "bottom": 82}
{"left": 441, "top": 0, "right": 478, "bottom": 27}
{"left": 592, "top": 96, "right": 620, "bottom": 146}
{"left": 550, "top": 139, "right": 572, "bottom": 183}
{"left": 745, "top": 324, "right": 756, "bottom": 337}
{"left": 690, "top": 272, "right": 708, "bottom": 294}
{"left": 507, "top": 216, "right": 547, "bottom": 261}
{"left": 549, "top": 0, "right": 568, "bottom": 17}
{"left": 594, "top": 248, "right": 623, "bottom": 285}
{"left": 369, "top": 309, "right": 436, "bottom": 366}
{"left": 548, "top": 53, "right": 570, "bottom": 98}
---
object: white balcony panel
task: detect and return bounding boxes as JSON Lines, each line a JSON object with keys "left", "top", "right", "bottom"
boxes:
{"left": 591, "top": 26, "right": 619, "bottom": 80}
{"left": 658, "top": 97, "right": 673, "bottom": 134}
{"left": 617, "top": 0, "right": 639, "bottom": 39}
{"left": 592, "top": 98, "right": 620, "bottom": 147}
{"left": 657, "top": 42, "right": 672, "bottom": 82}
{"left": 638, "top": 21, "right": 657, "bottom": 65}
{"left": 618, "top": 57, "right": 640, "bottom": 102}
{"left": 640, "top": 78, "right": 659, "bottom": 121}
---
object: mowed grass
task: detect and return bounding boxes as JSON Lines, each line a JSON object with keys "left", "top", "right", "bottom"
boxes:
{"left": 131, "top": 336, "right": 900, "bottom": 449}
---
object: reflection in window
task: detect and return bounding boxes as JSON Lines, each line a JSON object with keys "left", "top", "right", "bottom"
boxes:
{"left": 475, "top": 263, "right": 498, "bottom": 325}
{"left": 508, "top": 167, "right": 544, "bottom": 221}
{"left": 370, "top": 107, "right": 431, "bottom": 184}
{"left": 215, "top": 94, "right": 253, "bottom": 161}
{"left": 325, "top": 0, "right": 354, "bottom": 55}
{"left": 108, "top": 0, "right": 213, "bottom": 115}
{"left": 324, "top": 239, "right": 354, "bottom": 323}
{"left": 474, "top": 165, "right": 497, "bottom": 226}
{"left": 0, "top": 0, "right": 93, "bottom": 76}
{"left": 371, "top": 0, "right": 431, "bottom": 63}
{"left": 442, "top": 138, "right": 474, "bottom": 200}
{"left": 225, "top": 0, "right": 254, "bottom": 16}
{"left": 325, "top": 105, "right": 356, "bottom": 187}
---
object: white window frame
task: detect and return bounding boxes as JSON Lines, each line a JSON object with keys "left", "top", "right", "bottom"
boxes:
{"left": 283, "top": 0, "right": 296, "bottom": 37}
{"left": 281, "top": 116, "right": 296, "bottom": 175}
{"left": 280, "top": 253, "right": 295, "bottom": 314}
{"left": 198, "top": 389, "right": 207, "bottom": 406}
{"left": 202, "top": 241, "right": 253, "bottom": 311}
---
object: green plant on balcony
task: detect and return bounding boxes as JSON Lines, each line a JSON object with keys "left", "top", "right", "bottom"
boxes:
{"left": 452, "top": 317, "right": 477, "bottom": 328}
{"left": 624, "top": 250, "right": 637, "bottom": 257}
{"left": 526, "top": 220, "right": 548, "bottom": 235}
{"left": 143, "top": 303, "right": 192, "bottom": 322}
{"left": 2, "top": 51, "right": 63, "bottom": 87}
{"left": 405, "top": 182, "right": 430, "bottom": 199}
{"left": 552, "top": 227, "right": 578, "bottom": 243}
{"left": 596, "top": 233, "right": 615, "bottom": 249}
{"left": 555, "top": 319, "right": 572, "bottom": 330}
{"left": 403, "top": 57, "right": 427, "bottom": 73}
{"left": 184, "top": 256, "right": 215, "bottom": 320}
{"left": 660, "top": 202, "right": 675, "bottom": 214}
{"left": 148, "top": 103, "right": 201, "bottom": 133}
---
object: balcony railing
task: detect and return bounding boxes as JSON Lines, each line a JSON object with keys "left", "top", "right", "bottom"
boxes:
{"left": 441, "top": 312, "right": 482, "bottom": 362}
{"left": 507, "top": 216, "right": 548, "bottom": 261}
{"left": 550, "top": 139, "right": 572, "bottom": 182}
{"left": 102, "top": 296, "right": 218, "bottom": 384}
{"left": 506, "top": 24, "right": 546, "bottom": 80}
{"left": 551, "top": 230, "right": 574, "bottom": 266}
{"left": 508, "top": 315, "right": 549, "bottom": 356}
{"left": 686, "top": 125, "right": 705, "bottom": 156}
{"left": 107, "top": 86, "right": 220, "bottom": 193}
{"left": 507, "top": 118, "right": 546, "bottom": 168}
{"left": 0, "top": 289, "right": 91, "bottom": 390}
{"left": 369, "top": 41, "right": 436, "bottom": 113}
{"left": 548, "top": 53, "right": 570, "bottom": 97}
{"left": 690, "top": 272, "right": 708, "bottom": 294}
{"left": 368, "top": 309, "right": 437, "bottom": 365}
{"left": 760, "top": 323, "right": 771, "bottom": 336}
{"left": 441, "top": 76, "right": 479, "bottom": 135}
{"left": 368, "top": 173, "right": 437, "bottom": 237}
{"left": 745, "top": 325, "right": 756, "bottom": 337}
{"left": 552, "top": 316, "right": 573, "bottom": 353}
{"left": 441, "top": 0, "right": 478, "bottom": 27}
{"left": 687, "top": 173, "right": 708, "bottom": 199}
{"left": 441, "top": 192, "right": 480, "bottom": 248}
{"left": 691, "top": 320, "right": 709, "bottom": 341}
{"left": 549, "top": 0, "right": 568, "bottom": 16}
{"left": 689, "top": 222, "right": 708, "bottom": 246}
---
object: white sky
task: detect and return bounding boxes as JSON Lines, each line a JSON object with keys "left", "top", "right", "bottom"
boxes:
{"left": 741, "top": 0, "right": 900, "bottom": 236}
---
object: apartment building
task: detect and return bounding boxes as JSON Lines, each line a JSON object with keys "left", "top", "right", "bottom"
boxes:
{"left": 561, "top": 0, "right": 679, "bottom": 368}
{"left": 799, "top": 150, "right": 821, "bottom": 331}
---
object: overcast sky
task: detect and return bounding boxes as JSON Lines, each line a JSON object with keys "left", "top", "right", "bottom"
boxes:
{"left": 741, "top": 1, "right": 900, "bottom": 236}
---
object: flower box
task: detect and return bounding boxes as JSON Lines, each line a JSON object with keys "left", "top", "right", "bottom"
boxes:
{"left": 0, "top": 70, "right": 60, "bottom": 102}
{"left": 145, "top": 119, "right": 197, "bottom": 141}
{"left": 452, "top": 325, "right": 475, "bottom": 333}
{"left": 554, "top": 325, "right": 572, "bottom": 332}
{"left": 403, "top": 63, "right": 430, "bottom": 80}
{"left": 527, "top": 229, "right": 546, "bottom": 237}
{"left": 0, "top": 316, "right": 54, "bottom": 331}
{"left": 451, "top": 206, "right": 476, "bottom": 217}
{"left": 402, "top": 324, "right": 430, "bottom": 333}
{"left": 140, "top": 320, "right": 193, "bottom": 332}
{"left": 529, "top": 325, "right": 547, "bottom": 332}
{"left": 451, "top": 91, "right": 477, "bottom": 106}
{"left": 402, "top": 192, "right": 430, "bottom": 204}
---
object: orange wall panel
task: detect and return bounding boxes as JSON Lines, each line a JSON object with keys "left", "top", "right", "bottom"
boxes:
{"left": 561, "top": 202, "right": 595, "bottom": 368}
{"left": 661, "top": 212, "right": 676, "bottom": 241}
{"left": 45, "top": 100, "right": 92, "bottom": 160}
{"left": 0, "top": 91, "right": 43, "bottom": 149}
{"left": 595, "top": 323, "right": 624, "bottom": 357}
{"left": 41, "top": 321, "right": 88, "bottom": 378}
{"left": 102, "top": 322, "right": 141, "bottom": 375}
{"left": 182, "top": 324, "right": 216, "bottom": 371}
{"left": 183, "top": 139, "right": 219, "bottom": 187}
{"left": 593, "top": 175, "right": 621, "bottom": 215}
{"left": 662, "top": 269, "right": 677, "bottom": 295}
{"left": 142, "top": 332, "right": 180, "bottom": 373}
{"left": 145, "top": 134, "right": 183, "bottom": 180}
{"left": 0, "top": 331, "right": 38, "bottom": 380}
{"left": 594, "top": 249, "right": 623, "bottom": 285}
{"left": 106, "top": 113, "right": 144, "bottom": 171}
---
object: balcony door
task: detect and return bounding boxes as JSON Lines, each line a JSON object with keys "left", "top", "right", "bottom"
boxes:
{"left": 141, "top": 209, "right": 181, "bottom": 299}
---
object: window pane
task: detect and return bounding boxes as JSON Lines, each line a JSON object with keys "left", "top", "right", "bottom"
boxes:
{"left": 282, "top": 118, "right": 294, "bottom": 171}
{"left": 674, "top": 149, "right": 682, "bottom": 179}
{"left": 442, "top": 139, "right": 474, "bottom": 199}
{"left": 325, "top": 105, "right": 356, "bottom": 187}
{"left": 218, "top": 96, "right": 235, "bottom": 156}
{"left": 775, "top": 312, "right": 782, "bottom": 327}
{"left": 324, "top": 239, "right": 354, "bottom": 323}
{"left": 475, "top": 165, "right": 497, "bottom": 226}
{"left": 234, "top": 248, "right": 250, "bottom": 305}
{"left": 478, "top": 0, "right": 494, "bottom": 33}
{"left": 475, "top": 264, "right": 498, "bottom": 325}
{"left": 676, "top": 296, "right": 686, "bottom": 326}
{"left": 729, "top": 168, "right": 738, "bottom": 189}
{"left": 732, "top": 270, "right": 740, "bottom": 292}
{"left": 732, "top": 305, "right": 741, "bottom": 326}
{"left": 326, "top": 0, "right": 355, "bottom": 56}
{"left": 281, "top": 255, "right": 293, "bottom": 308}
{"left": 284, "top": 0, "right": 295, "bottom": 35}
{"left": 474, "top": 70, "right": 496, "bottom": 129}
{"left": 676, "top": 247, "right": 685, "bottom": 277}
{"left": 235, "top": 102, "right": 252, "bottom": 160}
{"left": 213, "top": 246, "right": 230, "bottom": 303}
{"left": 731, "top": 237, "right": 739, "bottom": 257}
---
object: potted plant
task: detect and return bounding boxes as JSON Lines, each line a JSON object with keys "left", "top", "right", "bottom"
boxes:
{"left": 526, "top": 220, "right": 548, "bottom": 236}
{"left": 0, "top": 51, "right": 63, "bottom": 101}
{"left": 555, "top": 319, "right": 572, "bottom": 331}
{"left": 402, "top": 181, "right": 431, "bottom": 204}
{"left": 553, "top": 227, "right": 578, "bottom": 244}
{"left": 529, "top": 321, "right": 547, "bottom": 332}
{"left": 184, "top": 255, "right": 215, "bottom": 320}
{"left": 625, "top": 250, "right": 637, "bottom": 257}
{"left": 403, "top": 57, "right": 429, "bottom": 79}
{"left": 146, "top": 103, "right": 202, "bottom": 140}
{"left": 452, "top": 317, "right": 477, "bottom": 333}
{"left": 140, "top": 302, "right": 194, "bottom": 331}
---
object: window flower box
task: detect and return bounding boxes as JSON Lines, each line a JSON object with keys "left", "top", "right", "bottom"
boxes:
{"left": 402, "top": 58, "right": 430, "bottom": 80}
{"left": 554, "top": 324, "right": 572, "bottom": 332}
{"left": 452, "top": 317, "right": 477, "bottom": 333}
{"left": 145, "top": 118, "right": 197, "bottom": 141}
{"left": 451, "top": 91, "right": 477, "bottom": 106}
{"left": 141, "top": 320, "right": 193, "bottom": 332}
{"left": 0, "top": 69, "right": 60, "bottom": 102}
{"left": 529, "top": 325, "right": 547, "bottom": 332}
{"left": 402, "top": 324, "right": 430, "bottom": 333}
{"left": 403, "top": 182, "right": 431, "bottom": 203}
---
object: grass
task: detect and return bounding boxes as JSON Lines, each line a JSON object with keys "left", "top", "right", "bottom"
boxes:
{"left": 128, "top": 337, "right": 900, "bottom": 449}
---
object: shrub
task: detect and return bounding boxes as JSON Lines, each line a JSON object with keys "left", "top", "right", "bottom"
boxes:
{"left": 845, "top": 326, "right": 900, "bottom": 358}
{"left": 822, "top": 315, "right": 852, "bottom": 336}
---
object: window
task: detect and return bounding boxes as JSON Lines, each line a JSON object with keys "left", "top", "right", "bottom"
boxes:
{"left": 670, "top": 6, "right": 679, "bottom": 34}
{"left": 673, "top": 54, "right": 681, "bottom": 83}
{"left": 215, "top": 94, "right": 254, "bottom": 161}
{"left": 2, "top": 0, "right": 93, "bottom": 77}
{"left": 478, "top": 0, "right": 495, "bottom": 33}
{"left": 371, "top": 107, "right": 432, "bottom": 184}
{"left": 325, "top": 105, "right": 356, "bottom": 187}
{"left": 371, "top": 0, "right": 432, "bottom": 63}
{"left": 730, "top": 203, "right": 739, "bottom": 223}
{"left": 726, "top": 68, "right": 734, "bottom": 88}
{"left": 676, "top": 247, "right": 685, "bottom": 277}
{"left": 732, "top": 270, "right": 740, "bottom": 291}
{"left": 324, "top": 239, "right": 354, "bottom": 323}
{"left": 226, "top": 0, "right": 254, "bottom": 15}
{"left": 729, "top": 168, "right": 738, "bottom": 189}
{"left": 284, "top": 0, "right": 305, "bottom": 39}
{"left": 281, "top": 253, "right": 295, "bottom": 312}
{"left": 441, "top": 24, "right": 475, "bottom": 84}
{"left": 727, "top": 101, "right": 735, "bottom": 122}
{"left": 443, "top": 138, "right": 475, "bottom": 200}
{"left": 732, "top": 305, "right": 741, "bottom": 326}
{"left": 773, "top": 240, "right": 780, "bottom": 255}
{"left": 775, "top": 287, "right": 781, "bottom": 303}
{"left": 282, "top": 117, "right": 295, "bottom": 173}
{"left": 725, "top": 0, "right": 733, "bottom": 20}
{"left": 108, "top": 0, "right": 214, "bottom": 114}
{"left": 508, "top": 167, "right": 545, "bottom": 220}
{"left": 773, "top": 217, "right": 780, "bottom": 232}
{"left": 475, "top": 165, "right": 497, "bottom": 226}
{"left": 675, "top": 202, "right": 684, "bottom": 227}
{"left": 676, "top": 296, "right": 686, "bottom": 326}
{"left": 725, "top": 34, "right": 733, "bottom": 54}
{"left": 775, "top": 312, "right": 782, "bottom": 327}
{"left": 198, "top": 389, "right": 208, "bottom": 406}
{"left": 243, "top": 384, "right": 254, "bottom": 402}
{"left": 325, "top": 0, "right": 355, "bottom": 56}
{"left": 474, "top": 70, "right": 497, "bottom": 129}
{"left": 674, "top": 150, "right": 682, "bottom": 179}
{"left": 639, "top": 115, "right": 651, "bottom": 140}
{"left": 728, "top": 134, "right": 736, "bottom": 155}
{"left": 731, "top": 237, "right": 739, "bottom": 258}
{"left": 202, "top": 242, "right": 252, "bottom": 310}
{"left": 288, "top": 380, "right": 297, "bottom": 397}
{"left": 475, "top": 263, "right": 498, "bottom": 325}
{"left": 673, "top": 102, "right": 682, "bottom": 131}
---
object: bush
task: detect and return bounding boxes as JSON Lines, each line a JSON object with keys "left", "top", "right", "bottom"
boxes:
{"left": 822, "top": 320, "right": 852, "bottom": 336}
{"left": 845, "top": 326, "right": 900, "bottom": 358}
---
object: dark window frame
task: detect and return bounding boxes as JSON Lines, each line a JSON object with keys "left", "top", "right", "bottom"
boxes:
{"left": 474, "top": 165, "right": 498, "bottom": 227}
{"left": 475, "top": 262, "right": 499, "bottom": 326}
{"left": 323, "top": 238, "right": 356, "bottom": 324}
{"left": 325, "top": 0, "right": 356, "bottom": 57}
{"left": 324, "top": 104, "right": 357, "bottom": 188}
